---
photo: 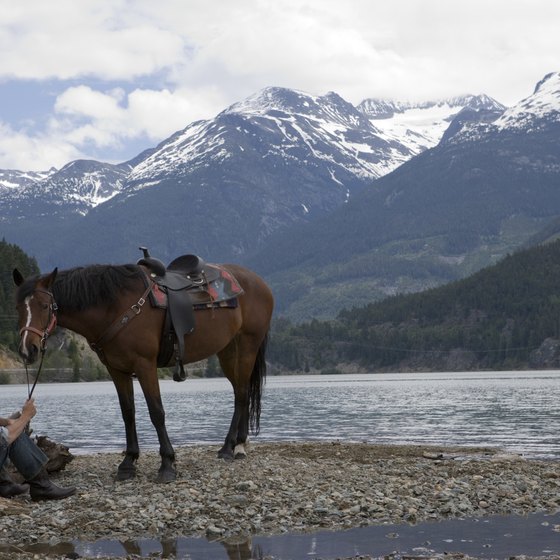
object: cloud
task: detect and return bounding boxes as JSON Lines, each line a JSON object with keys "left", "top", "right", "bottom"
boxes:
{"left": 0, "top": 0, "right": 186, "bottom": 80}
{"left": 53, "top": 84, "right": 223, "bottom": 146}
{"left": 1, "top": 0, "right": 560, "bottom": 170}
{"left": 0, "top": 122, "right": 81, "bottom": 170}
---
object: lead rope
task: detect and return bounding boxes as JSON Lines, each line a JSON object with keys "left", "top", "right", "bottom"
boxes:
{"left": 25, "top": 345, "right": 47, "bottom": 399}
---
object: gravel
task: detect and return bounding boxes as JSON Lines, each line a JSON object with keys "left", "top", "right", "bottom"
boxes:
{"left": 0, "top": 442, "right": 559, "bottom": 559}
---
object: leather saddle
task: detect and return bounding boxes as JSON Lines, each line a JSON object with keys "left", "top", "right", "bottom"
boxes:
{"left": 137, "top": 247, "right": 221, "bottom": 382}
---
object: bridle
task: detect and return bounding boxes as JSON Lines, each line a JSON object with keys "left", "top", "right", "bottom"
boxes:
{"left": 19, "top": 288, "right": 58, "bottom": 398}
{"left": 19, "top": 289, "right": 58, "bottom": 350}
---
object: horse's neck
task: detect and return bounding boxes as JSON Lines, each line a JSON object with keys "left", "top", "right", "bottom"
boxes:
{"left": 57, "top": 307, "right": 116, "bottom": 343}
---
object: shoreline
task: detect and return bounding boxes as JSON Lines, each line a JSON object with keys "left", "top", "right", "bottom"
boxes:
{"left": 0, "top": 442, "right": 559, "bottom": 559}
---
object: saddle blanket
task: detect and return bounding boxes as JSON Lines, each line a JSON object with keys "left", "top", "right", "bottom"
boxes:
{"left": 148, "top": 264, "right": 243, "bottom": 310}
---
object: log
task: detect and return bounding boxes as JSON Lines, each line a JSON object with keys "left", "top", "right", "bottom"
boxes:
{"left": 35, "top": 435, "right": 75, "bottom": 473}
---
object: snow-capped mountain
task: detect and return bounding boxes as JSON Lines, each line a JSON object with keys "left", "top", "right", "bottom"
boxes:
{"left": 250, "top": 74, "right": 560, "bottom": 319}
{"left": 0, "top": 83, "right": 508, "bottom": 269}
{"left": 494, "top": 72, "right": 560, "bottom": 130}
{"left": 2, "top": 160, "right": 133, "bottom": 220}
{"left": 128, "top": 86, "right": 417, "bottom": 191}
{"left": 2, "top": 86, "right": 504, "bottom": 223}
{"left": 358, "top": 94, "right": 506, "bottom": 157}
{"left": 0, "top": 168, "right": 55, "bottom": 195}
{"left": 443, "top": 72, "right": 560, "bottom": 146}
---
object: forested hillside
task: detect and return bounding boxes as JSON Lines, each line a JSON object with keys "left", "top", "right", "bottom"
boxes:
{"left": 0, "top": 239, "right": 39, "bottom": 350}
{"left": 270, "top": 240, "right": 560, "bottom": 372}
{"left": 4, "top": 238, "right": 560, "bottom": 376}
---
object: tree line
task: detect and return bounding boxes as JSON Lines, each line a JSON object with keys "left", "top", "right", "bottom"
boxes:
{"left": 4, "top": 238, "right": 560, "bottom": 377}
{"left": 269, "top": 240, "right": 560, "bottom": 372}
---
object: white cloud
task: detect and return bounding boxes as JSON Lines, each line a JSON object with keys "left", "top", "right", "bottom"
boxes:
{"left": 0, "top": 0, "right": 185, "bottom": 80}
{"left": 0, "top": 122, "right": 81, "bottom": 170}
{"left": 1, "top": 0, "right": 560, "bottom": 169}
{"left": 51, "top": 85, "right": 223, "bottom": 148}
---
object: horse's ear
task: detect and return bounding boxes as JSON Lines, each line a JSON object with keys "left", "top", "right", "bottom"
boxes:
{"left": 46, "top": 268, "right": 58, "bottom": 288}
{"left": 13, "top": 268, "right": 24, "bottom": 287}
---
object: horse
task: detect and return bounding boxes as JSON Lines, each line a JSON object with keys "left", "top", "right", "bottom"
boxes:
{"left": 12, "top": 259, "right": 274, "bottom": 483}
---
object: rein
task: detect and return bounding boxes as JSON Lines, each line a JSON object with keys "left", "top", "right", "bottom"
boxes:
{"left": 19, "top": 289, "right": 58, "bottom": 399}
{"left": 89, "top": 281, "right": 154, "bottom": 360}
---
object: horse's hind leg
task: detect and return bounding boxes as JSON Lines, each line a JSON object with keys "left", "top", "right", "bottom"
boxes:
{"left": 217, "top": 335, "right": 265, "bottom": 460}
{"left": 217, "top": 379, "right": 249, "bottom": 461}
{"left": 110, "top": 371, "right": 140, "bottom": 480}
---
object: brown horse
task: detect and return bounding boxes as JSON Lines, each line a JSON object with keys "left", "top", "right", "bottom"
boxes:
{"left": 12, "top": 260, "right": 273, "bottom": 483}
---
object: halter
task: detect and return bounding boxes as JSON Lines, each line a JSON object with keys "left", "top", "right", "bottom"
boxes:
{"left": 19, "top": 288, "right": 58, "bottom": 398}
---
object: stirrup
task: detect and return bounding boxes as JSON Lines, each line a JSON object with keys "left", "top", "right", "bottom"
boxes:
{"left": 173, "top": 361, "right": 187, "bottom": 382}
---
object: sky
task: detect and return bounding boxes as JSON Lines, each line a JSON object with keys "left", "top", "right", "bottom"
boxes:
{"left": 0, "top": 0, "right": 559, "bottom": 171}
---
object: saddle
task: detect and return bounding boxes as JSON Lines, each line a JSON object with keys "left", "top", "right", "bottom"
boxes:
{"left": 137, "top": 247, "right": 243, "bottom": 382}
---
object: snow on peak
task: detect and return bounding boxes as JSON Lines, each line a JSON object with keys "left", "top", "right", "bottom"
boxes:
{"left": 357, "top": 94, "right": 504, "bottom": 156}
{"left": 224, "top": 86, "right": 370, "bottom": 129}
{"left": 494, "top": 72, "right": 560, "bottom": 130}
{"left": 224, "top": 87, "right": 319, "bottom": 117}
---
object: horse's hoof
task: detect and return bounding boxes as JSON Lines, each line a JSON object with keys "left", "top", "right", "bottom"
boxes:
{"left": 116, "top": 469, "right": 136, "bottom": 481}
{"left": 156, "top": 469, "right": 176, "bottom": 484}
{"left": 217, "top": 449, "right": 234, "bottom": 461}
{"left": 234, "top": 444, "right": 247, "bottom": 460}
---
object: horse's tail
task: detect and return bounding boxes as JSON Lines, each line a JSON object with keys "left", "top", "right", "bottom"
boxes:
{"left": 248, "top": 332, "right": 268, "bottom": 436}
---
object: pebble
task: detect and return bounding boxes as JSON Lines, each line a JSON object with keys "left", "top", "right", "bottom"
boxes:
{"left": 0, "top": 442, "right": 558, "bottom": 559}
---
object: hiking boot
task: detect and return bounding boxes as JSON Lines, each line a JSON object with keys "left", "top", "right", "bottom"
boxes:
{"left": 0, "top": 478, "right": 29, "bottom": 498}
{"left": 27, "top": 468, "right": 76, "bottom": 502}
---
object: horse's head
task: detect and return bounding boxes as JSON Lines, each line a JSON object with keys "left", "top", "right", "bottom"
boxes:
{"left": 13, "top": 268, "right": 58, "bottom": 364}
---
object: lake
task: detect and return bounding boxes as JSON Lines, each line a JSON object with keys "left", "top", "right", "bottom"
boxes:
{"left": 0, "top": 370, "right": 559, "bottom": 459}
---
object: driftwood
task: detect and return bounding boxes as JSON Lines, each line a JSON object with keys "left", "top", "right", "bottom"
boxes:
{"left": 35, "top": 435, "right": 75, "bottom": 473}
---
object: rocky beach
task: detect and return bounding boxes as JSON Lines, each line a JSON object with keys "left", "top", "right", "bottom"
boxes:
{"left": 0, "top": 442, "right": 559, "bottom": 560}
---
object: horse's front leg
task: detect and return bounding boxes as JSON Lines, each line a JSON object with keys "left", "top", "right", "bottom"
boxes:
{"left": 136, "top": 365, "right": 176, "bottom": 483}
{"left": 110, "top": 371, "right": 139, "bottom": 480}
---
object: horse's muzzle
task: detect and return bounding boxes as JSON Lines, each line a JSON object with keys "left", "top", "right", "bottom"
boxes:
{"left": 19, "top": 341, "right": 39, "bottom": 365}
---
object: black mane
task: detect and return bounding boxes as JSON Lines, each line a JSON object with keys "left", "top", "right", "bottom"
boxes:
{"left": 18, "top": 264, "right": 145, "bottom": 312}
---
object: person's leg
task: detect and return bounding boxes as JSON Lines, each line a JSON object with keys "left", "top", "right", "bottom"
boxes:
{"left": 0, "top": 441, "right": 30, "bottom": 497}
{"left": 0, "top": 466, "right": 30, "bottom": 498}
{"left": 7, "top": 432, "right": 47, "bottom": 480}
{"left": 8, "top": 433, "right": 76, "bottom": 501}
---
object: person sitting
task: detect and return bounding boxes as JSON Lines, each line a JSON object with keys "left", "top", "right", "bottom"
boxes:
{"left": 0, "top": 398, "right": 76, "bottom": 501}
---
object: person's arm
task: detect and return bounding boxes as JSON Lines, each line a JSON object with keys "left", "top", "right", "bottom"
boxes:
{"left": 3, "top": 399, "right": 36, "bottom": 444}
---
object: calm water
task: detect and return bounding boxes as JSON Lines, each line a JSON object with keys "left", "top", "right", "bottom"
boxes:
{"left": 0, "top": 371, "right": 559, "bottom": 458}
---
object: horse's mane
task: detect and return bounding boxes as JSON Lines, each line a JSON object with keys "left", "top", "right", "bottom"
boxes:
{"left": 48, "top": 264, "right": 145, "bottom": 312}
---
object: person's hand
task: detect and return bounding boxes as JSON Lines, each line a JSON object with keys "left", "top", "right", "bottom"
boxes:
{"left": 21, "top": 398, "right": 37, "bottom": 421}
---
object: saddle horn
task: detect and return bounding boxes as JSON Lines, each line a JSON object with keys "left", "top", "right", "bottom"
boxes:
{"left": 137, "top": 246, "right": 166, "bottom": 277}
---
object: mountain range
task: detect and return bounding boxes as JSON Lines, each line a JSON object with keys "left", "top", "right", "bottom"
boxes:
{"left": 0, "top": 87, "right": 502, "bottom": 263}
{"left": 1, "top": 72, "right": 559, "bottom": 321}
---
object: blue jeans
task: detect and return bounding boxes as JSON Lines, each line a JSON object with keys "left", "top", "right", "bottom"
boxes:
{"left": 0, "top": 432, "right": 47, "bottom": 481}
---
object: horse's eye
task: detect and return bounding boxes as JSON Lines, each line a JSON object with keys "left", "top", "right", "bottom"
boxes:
{"left": 41, "top": 303, "right": 49, "bottom": 310}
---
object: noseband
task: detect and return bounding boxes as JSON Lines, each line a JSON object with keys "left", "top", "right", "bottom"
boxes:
{"left": 19, "top": 289, "right": 58, "bottom": 351}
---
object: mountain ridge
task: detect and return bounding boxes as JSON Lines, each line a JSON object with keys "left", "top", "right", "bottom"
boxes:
{"left": 248, "top": 72, "right": 560, "bottom": 319}
{"left": 0, "top": 85, "right": 504, "bottom": 269}
{"left": 2, "top": 74, "right": 559, "bottom": 323}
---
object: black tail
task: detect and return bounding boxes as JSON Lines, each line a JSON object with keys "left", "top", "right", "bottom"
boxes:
{"left": 248, "top": 332, "right": 268, "bottom": 435}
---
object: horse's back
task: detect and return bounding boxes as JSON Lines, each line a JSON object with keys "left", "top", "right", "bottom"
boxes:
{"left": 221, "top": 263, "right": 274, "bottom": 332}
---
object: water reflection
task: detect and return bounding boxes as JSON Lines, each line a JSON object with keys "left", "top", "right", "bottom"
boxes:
{"left": 2, "top": 512, "right": 559, "bottom": 559}
{"left": 3, "top": 536, "right": 261, "bottom": 560}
